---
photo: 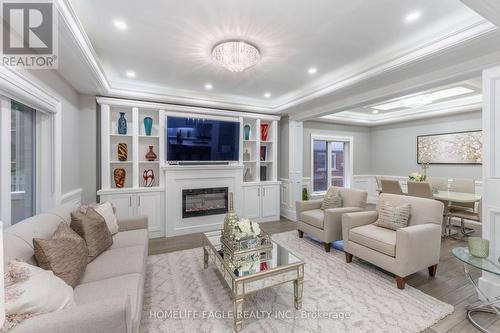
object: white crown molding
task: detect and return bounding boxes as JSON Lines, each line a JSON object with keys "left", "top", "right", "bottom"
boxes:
{"left": 320, "top": 95, "right": 482, "bottom": 127}
{"left": 461, "top": 0, "right": 500, "bottom": 27}
{"left": 58, "top": 0, "right": 496, "bottom": 113}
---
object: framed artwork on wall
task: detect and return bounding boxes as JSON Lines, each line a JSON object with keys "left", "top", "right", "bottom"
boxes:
{"left": 417, "top": 130, "right": 482, "bottom": 165}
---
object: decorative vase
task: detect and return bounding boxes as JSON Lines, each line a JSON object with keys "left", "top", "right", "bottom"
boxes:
{"left": 244, "top": 124, "right": 251, "bottom": 140}
{"left": 118, "top": 112, "right": 127, "bottom": 135}
{"left": 243, "top": 149, "right": 250, "bottom": 161}
{"left": 118, "top": 143, "right": 128, "bottom": 161}
{"left": 143, "top": 117, "right": 153, "bottom": 136}
{"left": 260, "top": 123, "right": 269, "bottom": 141}
{"left": 223, "top": 192, "right": 239, "bottom": 240}
{"left": 113, "top": 168, "right": 126, "bottom": 188}
{"left": 244, "top": 168, "right": 253, "bottom": 182}
{"left": 468, "top": 237, "right": 489, "bottom": 258}
{"left": 143, "top": 169, "right": 155, "bottom": 187}
{"left": 145, "top": 146, "right": 157, "bottom": 161}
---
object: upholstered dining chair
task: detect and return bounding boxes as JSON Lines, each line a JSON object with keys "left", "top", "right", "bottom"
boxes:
{"left": 342, "top": 193, "right": 444, "bottom": 289}
{"left": 407, "top": 181, "right": 434, "bottom": 199}
{"left": 380, "top": 179, "right": 404, "bottom": 195}
{"left": 449, "top": 178, "right": 476, "bottom": 211}
{"left": 447, "top": 199, "right": 482, "bottom": 237}
{"left": 427, "top": 177, "right": 448, "bottom": 191}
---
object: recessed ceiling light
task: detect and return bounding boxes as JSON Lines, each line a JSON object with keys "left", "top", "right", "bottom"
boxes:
{"left": 372, "top": 110, "right": 379, "bottom": 114}
{"left": 125, "top": 71, "right": 136, "bottom": 78}
{"left": 204, "top": 83, "right": 213, "bottom": 90}
{"left": 264, "top": 92, "right": 271, "bottom": 98}
{"left": 113, "top": 20, "right": 127, "bottom": 30}
{"left": 405, "top": 11, "right": 422, "bottom": 23}
{"left": 308, "top": 67, "right": 318, "bottom": 75}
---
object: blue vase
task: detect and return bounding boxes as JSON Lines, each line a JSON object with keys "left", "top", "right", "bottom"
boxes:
{"left": 244, "top": 124, "right": 251, "bottom": 140}
{"left": 118, "top": 112, "right": 127, "bottom": 135}
{"left": 144, "top": 117, "right": 153, "bottom": 136}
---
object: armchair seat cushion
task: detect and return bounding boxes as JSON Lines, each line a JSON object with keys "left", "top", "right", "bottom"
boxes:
{"left": 299, "top": 209, "right": 324, "bottom": 229}
{"left": 349, "top": 224, "right": 396, "bottom": 257}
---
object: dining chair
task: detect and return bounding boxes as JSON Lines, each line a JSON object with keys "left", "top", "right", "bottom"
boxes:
{"left": 380, "top": 179, "right": 404, "bottom": 195}
{"left": 449, "top": 178, "right": 476, "bottom": 211}
{"left": 427, "top": 177, "right": 448, "bottom": 191}
{"left": 407, "top": 181, "right": 434, "bottom": 199}
{"left": 447, "top": 199, "right": 482, "bottom": 237}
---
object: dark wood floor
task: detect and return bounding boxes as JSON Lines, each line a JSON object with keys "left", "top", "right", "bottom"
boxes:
{"left": 148, "top": 219, "right": 499, "bottom": 333}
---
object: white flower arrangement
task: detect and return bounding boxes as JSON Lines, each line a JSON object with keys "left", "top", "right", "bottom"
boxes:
{"left": 408, "top": 172, "right": 426, "bottom": 182}
{"left": 232, "top": 218, "right": 261, "bottom": 241}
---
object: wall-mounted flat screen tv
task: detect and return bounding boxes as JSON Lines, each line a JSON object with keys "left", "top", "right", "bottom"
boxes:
{"left": 166, "top": 116, "right": 240, "bottom": 162}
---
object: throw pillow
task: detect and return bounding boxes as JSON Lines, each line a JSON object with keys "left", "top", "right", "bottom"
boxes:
{"left": 33, "top": 223, "right": 88, "bottom": 287}
{"left": 321, "top": 187, "right": 342, "bottom": 210}
{"left": 71, "top": 206, "right": 113, "bottom": 263}
{"left": 4, "top": 261, "right": 75, "bottom": 330}
{"left": 374, "top": 202, "right": 411, "bottom": 230}
{"left": 93, "top": 201, "right": 119, "bottom": 234}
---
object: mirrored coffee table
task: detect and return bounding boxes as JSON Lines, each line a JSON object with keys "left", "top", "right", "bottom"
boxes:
{"left": 202, "top": 230, "right": 305, "bottom": 332}
{"left": 452, "top": 247, "right": 500, "bottom": 332}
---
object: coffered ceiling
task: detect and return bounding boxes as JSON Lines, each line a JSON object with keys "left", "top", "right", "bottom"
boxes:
{"left": 54, "top": 0, "right": 499, "bottom": 114}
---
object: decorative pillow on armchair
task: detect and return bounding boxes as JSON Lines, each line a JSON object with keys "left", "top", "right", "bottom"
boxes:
{"left": 374, "top": 202, "right": 411, "bottom": 230}
{"left": 71, "top": 206, "right": 113, "bottom": 263}
{"left": 321, "top": 187, "right": 342, "bottom": 210}
{"left": 33, "top": 223, "right": 88, "bottom": 287}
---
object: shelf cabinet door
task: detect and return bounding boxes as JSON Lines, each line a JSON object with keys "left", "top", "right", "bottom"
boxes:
{"left": 137, "top": 192, "right": 163, "bottom": 236}
{"left": 101, "top": 193, "right": 134, "bottom": 220}
{"left": 261, "top": 185, "right": 279, "bottom": 218}
{"left": 242, "top": 186, "right": 261, "bottom": 219}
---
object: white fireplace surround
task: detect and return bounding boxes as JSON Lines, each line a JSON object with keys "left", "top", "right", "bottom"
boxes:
{"left": 163, "top": 164, "right": 244, "bottom": 236}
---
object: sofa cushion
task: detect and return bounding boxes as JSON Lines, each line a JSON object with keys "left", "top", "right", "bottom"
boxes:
{"left": 3, "top": 233, "right": 36, "bottom": 266}
{"left": 6, "top": 213, "right": 64, "bottom": 247}
{"left": 71, "top": 206, "right": 113, "bottom": 263}
{"left": 110, "top": 229, "right": 148, "bottom": 250}
{"left": 299, "top": 209, "right": 324, "bottom": 229}
{"left": 338, "top": 187, "right": 368, "bottom": 208}
{"left": 74, "top": 273, "right": 142, "bottom": 330}
{"left": 349, "top": 224, "right": 396, "bottom": 257}
{"left": 33, "top": 223, "right": 88, "bottom": 287}
{"left": 80, "top": 245, "right": 146, "bottom": 284}
{"left": 46, "top": 202, "right": 79, "bottom": 224}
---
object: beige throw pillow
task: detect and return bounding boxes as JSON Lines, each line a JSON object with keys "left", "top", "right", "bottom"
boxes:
{"left": 321, "top": 187, "right": 342, "bottom": 210}
{"left": 374, "top": 203, "right": 411, "bottom": 230}
{"left": 93, "top": 201, "right": 119, "bottom": 234}
{"left": 33, "top": 223, "right": 88, "bottom": 287}
{"left": 71, "top": 206, "right": 113, "bottom": 263}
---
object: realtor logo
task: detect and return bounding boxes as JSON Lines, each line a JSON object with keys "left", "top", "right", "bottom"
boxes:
{"left": 1, "top": 0, "right": 58, "bottom": 68}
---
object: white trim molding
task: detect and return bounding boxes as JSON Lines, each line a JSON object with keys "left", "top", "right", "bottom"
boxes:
{"left": 60, "top": 188, "right": 83, "bottom": 206}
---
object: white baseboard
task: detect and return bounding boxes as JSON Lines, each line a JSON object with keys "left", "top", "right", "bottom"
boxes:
{"left": 280, "top": 206, "right": 297, "bottom": 221}
{"left": 60, "top": 188, "right": 82, "bottom": 206}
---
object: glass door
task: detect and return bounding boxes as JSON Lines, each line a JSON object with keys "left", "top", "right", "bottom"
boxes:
{"left": 330, "top": 141, "right": 346, "bottom": 187}
{"left": 11, "top": 101, "right": 36, "bottom": 224}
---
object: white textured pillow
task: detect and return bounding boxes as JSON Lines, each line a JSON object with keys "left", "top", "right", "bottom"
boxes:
{"left": 321, "top": 187, "right": 342, "bottom": 210}
{"left": 374, "top": 203, "right": 411, "bottom": 230}
{"left": 5, "top": 261, "right": 75, "bottom": 326}
{"left": 94, "top": 201, "right": 119, "bottom": 234}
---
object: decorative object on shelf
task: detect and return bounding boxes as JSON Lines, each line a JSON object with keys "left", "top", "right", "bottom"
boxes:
{"left": 260, "top": 123, "right": 269, "bottom": 141}
{"left": 244, "top": 124, "right": 251, "bottom": 140}
{"left": 145, "top": 146, "right": 157, "bottom": 161}
{"left": 260, "top": 146, "right": 267, "bottom": 161}
{"left": 212, "top": 40, "right": 260, "bottom": 72}
{"left": 113, "top": 168, "right": 126, "bottom": 188}
{"left": 417, "top": 130, "right": 482, "bottom": 164}
{"left": 222, "top": 192, "right": 239, "bottom": 240}
{"left": 302, "top": 187, "right": 309, "bottom": 201}
{"left": 143, "top": 169, "right": 155, "bottom": 187}
{"left": 117, "top": 143, "right": 128, "bottom": 161}
{"left": 408, "top": 172, "right": 426, "bottom": 182}
{"left": 243, "top": 149, "right": 250, "bottom": 161}
{"left": 118, "top": 112, "right": 127, "bottom": 135}
{"left": 244, "top": 168, "right": 253, "bottom": 182}
{"left": 260, "top": 165, "right": 267, "bottom": 181}
{"left": 468, "top": 237, "right": 489, "bottom": 258}
{"left": 143, "top": 117, "right": 153, "bottom": 136}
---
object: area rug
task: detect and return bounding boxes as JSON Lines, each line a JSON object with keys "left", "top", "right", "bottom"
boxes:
{"left": 140, "top": 231, "right": 453, "bottom": 332}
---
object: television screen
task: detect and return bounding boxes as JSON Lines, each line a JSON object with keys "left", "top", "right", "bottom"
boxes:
{"left": 166, "top": 116, "right": 240, "bottom": 161}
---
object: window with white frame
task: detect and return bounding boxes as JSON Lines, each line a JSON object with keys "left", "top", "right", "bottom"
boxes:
{"left": 312, "top": 135, "right": 352, "bottom": 193}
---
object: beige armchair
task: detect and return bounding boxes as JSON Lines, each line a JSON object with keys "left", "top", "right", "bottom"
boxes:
{"left": 342, "top": 193, "right": 444, "bottom": 289}
{"left": 296, "top": 187, "right": 367, "bottom": 252}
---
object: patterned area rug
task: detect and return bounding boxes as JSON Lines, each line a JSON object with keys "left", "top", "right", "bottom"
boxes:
{"left": 140, "top": 231, "right": 453, "bottom": 332}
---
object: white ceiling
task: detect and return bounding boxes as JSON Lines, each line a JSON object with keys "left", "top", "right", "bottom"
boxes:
{"left": 60, "top": 0, "right": 495, "bottom": 113}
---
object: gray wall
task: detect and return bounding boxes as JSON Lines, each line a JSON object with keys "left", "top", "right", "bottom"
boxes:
{"left": 370, "top": 111, "right": 482, "bottom": 180}
{"left": 303, "top": 121, "right": 372, "bottom": 177}
{"left": 79, "top": 95, "right": 98, "bottom": 204}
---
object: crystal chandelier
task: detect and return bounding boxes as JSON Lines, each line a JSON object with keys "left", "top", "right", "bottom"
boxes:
{"left": 212, "top": 40, "right": 260, "bottom": 72}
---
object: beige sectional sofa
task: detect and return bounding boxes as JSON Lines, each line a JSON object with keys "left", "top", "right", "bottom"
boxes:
{"left": 4, "top": 202, "right": 148, "bottom": 333}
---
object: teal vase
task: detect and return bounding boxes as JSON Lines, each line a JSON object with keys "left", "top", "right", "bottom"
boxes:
{"left": 118, "top": 112, "right": 127, "bottom": 134}
{"left": 144, "top": 117, "right": 153, "bottom": 136}
{"left": 244, "top": 124, "right": 251, "bottom": 140}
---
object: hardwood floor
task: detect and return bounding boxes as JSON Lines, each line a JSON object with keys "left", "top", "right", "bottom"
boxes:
{"left": 148, "top": 218, "right": 499, "bottom": 333}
